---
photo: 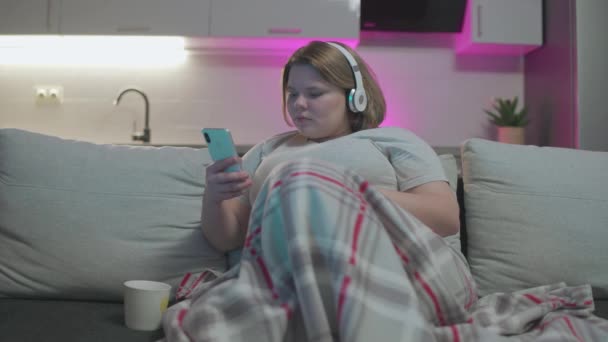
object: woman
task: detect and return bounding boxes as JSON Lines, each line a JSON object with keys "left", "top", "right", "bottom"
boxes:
{"left": 202, "top": 41, "right": 459, "bottom": 253}
{"left": 163, "top": 41, "right": 475, "bottom": 341}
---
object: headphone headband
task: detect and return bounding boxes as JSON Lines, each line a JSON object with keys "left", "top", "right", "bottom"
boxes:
{"left": 326, "top": 42, "right": 368, "bottom": 113}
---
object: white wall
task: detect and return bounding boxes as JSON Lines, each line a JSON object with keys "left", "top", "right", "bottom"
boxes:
{"left": 576, "top": 0, "right": 608, "bottom": 151}
{"left": 524, "top": 0, "right": 577, "bottom": 148}
{"left": 0, "top": 33, "right": 523, "bottom": 147}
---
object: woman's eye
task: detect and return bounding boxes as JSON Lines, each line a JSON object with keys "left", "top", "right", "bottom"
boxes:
{"left": 309, "top": 92, "right": 322, "bottom": 98}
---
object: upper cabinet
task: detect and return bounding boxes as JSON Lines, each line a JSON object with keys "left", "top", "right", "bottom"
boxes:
{"left": 59, "top": 0, "right": 211, "bottom": 36}
{"left": 0, "top": 0, "right": 58, "bottom": 34}
{"left": 209, "top": 0, "right": 360, "bottom": 39}
{"left": 456, "top": 0, "right": 543, "bottom": 56}
{"left": 0, "top": 0, "right": 360, "bottom": 45}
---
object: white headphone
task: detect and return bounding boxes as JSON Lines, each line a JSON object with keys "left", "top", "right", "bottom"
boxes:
{"left": 326, "top": 42, "right": 368, "bottom": 113}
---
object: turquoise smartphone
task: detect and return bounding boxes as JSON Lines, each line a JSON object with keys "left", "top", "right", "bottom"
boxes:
{"left": 201, "top": 128, "right": 241, "bottom": 173}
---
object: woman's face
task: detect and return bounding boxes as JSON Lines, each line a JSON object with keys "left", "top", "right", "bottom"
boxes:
{"left": 286, "top": 64, "right": 351, "bottom": 142}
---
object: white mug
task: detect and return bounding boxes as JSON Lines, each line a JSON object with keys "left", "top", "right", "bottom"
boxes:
{"left": 123, "top": 280, "right": 172, "bottom": 331}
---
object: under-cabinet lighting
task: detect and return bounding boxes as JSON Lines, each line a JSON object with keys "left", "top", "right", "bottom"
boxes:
{"left": 0, "top": 36, "right": 187, "bottom": 67}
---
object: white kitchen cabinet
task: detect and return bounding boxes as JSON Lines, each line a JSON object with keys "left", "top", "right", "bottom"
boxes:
{"left": 209, "top": 0, "right": 359, "bottom": 39}
{"left": 0, "top": 0, "right": 59, "bottom": 34}
{"left": 59, "top": 0, "right": 211, "bottom": 36}
{"left": 456, "top": 0, "right": 542, "bottom": 55}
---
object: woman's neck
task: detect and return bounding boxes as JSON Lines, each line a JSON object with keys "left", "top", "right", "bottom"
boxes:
{"left": 303, "top": 130, "right": 352, "bottom": 143}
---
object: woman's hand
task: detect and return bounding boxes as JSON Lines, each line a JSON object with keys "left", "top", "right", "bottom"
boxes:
{"left": 205, "top": 156, "right": 252, "bottom": 203}
{"left": 201, "top": 156, "right": 252, "bottom": 252}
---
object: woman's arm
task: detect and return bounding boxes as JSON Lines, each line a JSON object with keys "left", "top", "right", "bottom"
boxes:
{"left": 377, "top": 181, "right": 459, "bottom": 237}
{"left": 202, "top": 196, "right": 250, "bottom": 252}
{"left": 201, "top": 157, "right": 252, "bottom": 252}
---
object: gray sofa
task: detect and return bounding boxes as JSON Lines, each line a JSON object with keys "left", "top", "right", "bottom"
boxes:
{"left": 1, "top": 128, "right": 607, "bottom": 342}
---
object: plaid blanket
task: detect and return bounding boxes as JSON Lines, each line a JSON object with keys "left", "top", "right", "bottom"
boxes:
{"left": 161, "top": 159, "right": 608, "bottom": 341}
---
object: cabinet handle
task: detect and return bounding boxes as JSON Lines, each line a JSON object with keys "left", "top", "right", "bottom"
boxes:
{"left": 267, "top": 27, "right": 302, "bottom": 35}
{"left": 116, "top": 26, "right": 151, "bottom": 33}
{"left": 476, "top": 4, "right": 482, "bottom": 38}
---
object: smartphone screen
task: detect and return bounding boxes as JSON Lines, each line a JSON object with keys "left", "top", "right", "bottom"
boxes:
{"left": 201, "top": 128, "right": 241, "bottom": 172}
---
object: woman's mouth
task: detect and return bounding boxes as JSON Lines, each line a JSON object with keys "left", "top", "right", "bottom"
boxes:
{"left": 294, "top": 117, "right": 311, "bottom": 124}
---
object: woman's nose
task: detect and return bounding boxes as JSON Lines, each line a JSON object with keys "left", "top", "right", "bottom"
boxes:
{"left": 294, "top": 94, "right": 307, "bottom": 109}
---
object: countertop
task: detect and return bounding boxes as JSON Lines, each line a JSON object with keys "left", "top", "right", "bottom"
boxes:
{"left": 122, "top": 143, "right": 460, "bottom": 157}
{"left": 118, "top": 143, "right": 462, "bottom": 174}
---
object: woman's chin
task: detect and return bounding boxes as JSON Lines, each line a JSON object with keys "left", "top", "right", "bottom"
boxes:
{"left": 296, "top": 125, "right": 313, "bottom": 135}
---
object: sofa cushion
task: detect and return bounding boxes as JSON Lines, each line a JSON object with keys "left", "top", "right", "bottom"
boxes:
{"left": 0, "top": 298, "right": 164, "bottom": 342}
{"left": 0, "top": 128, "right": 226, "bottom": 301}
{"left": 461, "top": 138, "right": 608, "bottom": 299}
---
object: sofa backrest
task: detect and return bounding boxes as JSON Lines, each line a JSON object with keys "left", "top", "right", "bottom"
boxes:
{"left": 0, "top": 128, "right": 226, "bottom": 301}
{"left": 461, "top": 138, "right": 608, "bottom": 299}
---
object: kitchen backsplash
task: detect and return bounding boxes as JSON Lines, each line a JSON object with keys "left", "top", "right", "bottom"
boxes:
{"left": 0, "top": 34, "right": 524, "bottom": 147}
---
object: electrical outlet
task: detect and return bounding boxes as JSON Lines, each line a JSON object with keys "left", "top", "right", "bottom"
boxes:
{"left": 34, "top": 85, "right": 64, "bottom": 104}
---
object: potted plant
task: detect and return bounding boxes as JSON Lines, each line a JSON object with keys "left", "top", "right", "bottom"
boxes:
{"left": 484, "top": 96, "right": 530, "bottom": 144}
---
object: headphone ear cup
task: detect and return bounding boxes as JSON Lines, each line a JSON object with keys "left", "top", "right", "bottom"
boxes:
{"left": 349, "top": 88, "right": 367, "bottom": 113}
{"left": 354, "top": 88, "right": 368, "bottom": 113}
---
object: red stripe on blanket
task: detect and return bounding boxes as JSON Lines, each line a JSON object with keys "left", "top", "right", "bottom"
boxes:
{"left": 563, "top": 316, "right": 583, "bottom": 342}
{"left": 179, "top": 273, "right": 192, "bottom": 288}
{"left": 245, "top": 226, "right": 262, "bottom": 247}
{"left": 524, "top": 293, "right": 543, "bottom": 304}
{"left": 272, "top": 180, "right": 283, "bottom": 189}
{"left": 337, "top": 276, "right": 352, "bottom": 325}
{"left": 176, "top": 272, "right": 192, "bottom": 299}
{"left": 177, "top": 309, "right": 196, "bottom": 342}
{"left": 349, "top": 207, "right": 366, "bottom": 265}
{"left": 177, "top": 308, "right": 188, "bottom": 327}
{"left": 450, "top": 324, "right": 460, "bottom": 342}
{"left": 392, "top": 243, "right": 410, "bottom": 264}
{"left": 550, "top": 297, "right": 580, "bottom": 308}
{"left": 191, "top": 271, "right": 208, "bottom": 289}
{"left": 257, "top": 257, "right": 277, "bottom": 297}
{"left": 282, "top": 303, "right": 293, "bottom": 320}
{"left": 182, "top": 271, "right": 209, "bottom": 299}
{"left": 246, "top": 223, "right": 290, "bottom": 316}
{"left": 415, "top": 271, "right": 446, "bottom": 325}
{"left": 349, "top": 181, "right": 369, "bottom": 265}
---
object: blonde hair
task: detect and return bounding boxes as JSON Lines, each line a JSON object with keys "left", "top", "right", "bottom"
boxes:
{"left": 281, "top": 41, "right": 386, "bottom": 132}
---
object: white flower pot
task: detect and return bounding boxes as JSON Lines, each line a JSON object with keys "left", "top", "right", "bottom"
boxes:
{"left": 497, "top": 126, "right": 525, "bottom": 145}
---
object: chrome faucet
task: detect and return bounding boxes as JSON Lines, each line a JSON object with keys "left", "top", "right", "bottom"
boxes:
{"left": 114, "top": 88, "right": 151, "bottom": 143}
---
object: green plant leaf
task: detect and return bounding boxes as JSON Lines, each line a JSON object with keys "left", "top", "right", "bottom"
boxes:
{"left": 484, "top": 110, "right": 502, "bottom": 124}
{"left": 484, "top": 95, "right": 530, "bottom": 127}
{"left": 512, "top": 96, "right": 519, "bottom": 114}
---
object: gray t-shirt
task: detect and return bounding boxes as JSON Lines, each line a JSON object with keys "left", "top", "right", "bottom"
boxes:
{"left": 241, "top": 127, "right": 447, "bottom": 206}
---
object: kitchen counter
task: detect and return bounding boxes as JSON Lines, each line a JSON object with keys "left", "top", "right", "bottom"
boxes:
{"left": 124, "top": 144, "right": 461, "bottom": 169}
{"left": 117, "top": 143, "right": 254, "bottom": 156}
{"left": 118, "top": 143, "right": 462, "bottom": 175}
